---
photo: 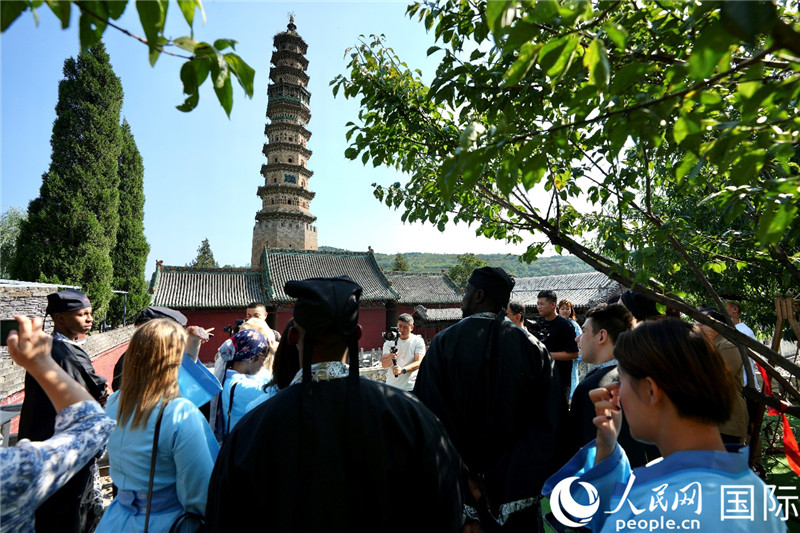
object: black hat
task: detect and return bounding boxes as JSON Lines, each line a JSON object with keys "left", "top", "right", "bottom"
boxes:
{"left": 621, "top": 290, "right": 660, "bottom": 321}
{"left": 285, "top": 276, "right": 362, "bottom": 337}
{"left": 468, "top": 266, "right": 515, "bottom": 305}
{"left": 46, "top": 289, "right": 91, "bottom": 315}
{"left": 135, "top": 306, "right": 188, "bottom": 326}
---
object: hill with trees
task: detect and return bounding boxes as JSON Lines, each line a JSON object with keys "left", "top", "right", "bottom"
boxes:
{"left": 319, "top": 247, "right": 592, "bottom": 278}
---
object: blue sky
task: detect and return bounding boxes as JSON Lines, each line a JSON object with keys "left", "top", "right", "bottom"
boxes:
{"left": 1, "top": 1, "right": 531, "bottom": 279}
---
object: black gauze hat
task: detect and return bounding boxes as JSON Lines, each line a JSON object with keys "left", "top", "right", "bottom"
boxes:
{"left": 135, "top": 306, "right": 188, "bottom": 326}
{"left": 621, "top": 290, "right": 660, "bottom": 321}
{"left": 46, "top": 289, "right": 91, "bottom": 315}
{"left": 285, "top": 276, "right": 362, "bottom": 336}
{"left": 468, "top": 266, "right": 515, "bottom": 304}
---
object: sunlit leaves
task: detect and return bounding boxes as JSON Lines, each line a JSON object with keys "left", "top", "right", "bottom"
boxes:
{"left": 583, "top": 39, "right": 610, "bottom": 88}
{"left": 3, "top": 0, "right": 254, "bottom": 117}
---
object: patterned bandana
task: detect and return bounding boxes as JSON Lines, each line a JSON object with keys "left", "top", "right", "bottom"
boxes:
{"left": 229, "top": 329, "right": 268, "bottom": 362}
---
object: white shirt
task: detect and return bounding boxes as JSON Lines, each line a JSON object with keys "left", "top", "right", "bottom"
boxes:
{"left": 383, "top": 334, "right": 426, "bottom": 391}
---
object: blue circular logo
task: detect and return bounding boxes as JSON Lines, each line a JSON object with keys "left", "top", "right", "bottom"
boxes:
{"left": 550, "top": 476, "right": 600, "bottom": 528}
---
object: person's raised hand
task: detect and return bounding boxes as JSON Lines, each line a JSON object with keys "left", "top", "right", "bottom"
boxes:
{"left": 590, "top": 384, "right": 622, "bottom": 464}
{"left": 7, "top": 315, "right": 53, "bottom": 373}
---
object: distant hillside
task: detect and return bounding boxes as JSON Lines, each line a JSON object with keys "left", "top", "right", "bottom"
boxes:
{"left": 318, "top": 247, "right": 594, "bottom": 278}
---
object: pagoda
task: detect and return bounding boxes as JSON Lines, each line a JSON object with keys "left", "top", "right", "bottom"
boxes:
{"left": 251, "top": 16, "right": 317, "bottom": 267}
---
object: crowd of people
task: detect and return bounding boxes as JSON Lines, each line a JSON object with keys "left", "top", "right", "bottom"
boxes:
{"left": 0, "top": 270, "right": 789, "bottom": 532}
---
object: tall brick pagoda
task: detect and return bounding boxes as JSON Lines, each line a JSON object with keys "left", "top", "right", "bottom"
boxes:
{"left": 251, "top": 16, "right": 317, "bottom": 267}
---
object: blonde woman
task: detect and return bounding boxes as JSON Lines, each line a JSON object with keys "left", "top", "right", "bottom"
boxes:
{"left": 97, "top": 319, "right": 219, "bottom": 533}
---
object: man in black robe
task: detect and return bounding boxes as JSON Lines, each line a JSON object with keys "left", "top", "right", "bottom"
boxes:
{"left": 206, "top": 276, "right": 464, "bottom": 532}
{"left": 568, "top": 303, "right": 659, "bottom": 467}
{"left": 18, "top": 289, "right": 108, "bottom": 533}
{"left": 413, "top": 267, "right": 567, "bottom": 532}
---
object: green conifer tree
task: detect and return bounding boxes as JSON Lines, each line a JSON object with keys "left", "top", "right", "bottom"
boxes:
{"left": 12, "top": 42, "right": 123, "bottom": 322}
{"left": 109, "top": 119, "right": 150, "bottom": 325}
{"left": 392, "top": 253, "right": 410, "bottom": 272}
{"left": 188, "top": 238, "right": 219, "bottom": 268}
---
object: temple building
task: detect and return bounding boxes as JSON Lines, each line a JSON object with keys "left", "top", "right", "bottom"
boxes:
{"left": 251, "top": 16, "right": 318, "bottom": 267}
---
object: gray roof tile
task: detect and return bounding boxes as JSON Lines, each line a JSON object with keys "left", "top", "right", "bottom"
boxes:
{"left": 511, "top": 272, "right": 620, "bottom": 309}
{"left": 261, "top": 248, "right": 399, "bottom": 303}
{"left": 385, "top": 272, "right": 462, "bottom": 305}
{"left": 149, "top": 266, "right": 263, "bottom": 309}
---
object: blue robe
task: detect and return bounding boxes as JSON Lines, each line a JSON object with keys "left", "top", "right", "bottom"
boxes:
{"left": 542, "top": 441, "right": 786, "bottom": 532}
{"left": 220, "top": 370, "right": 270, "bottom": 434}
{"left": 96, "top": 394, "right": 218, "bottom": 533}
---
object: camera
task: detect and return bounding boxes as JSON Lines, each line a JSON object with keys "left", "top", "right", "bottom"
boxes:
{"left": 382, "top": 326, "right": 400, "bottom": 361}
{"left": 382, "top": 327, "right": 400, "bottom": 342}
{"left": 223, "top": 318, "right": 245, "bottom": 336}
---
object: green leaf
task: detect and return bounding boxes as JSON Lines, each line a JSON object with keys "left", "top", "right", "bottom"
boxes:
{"left": 45, "top": 0, "right": 71, "bottom": 30}
{"left": 224, "top": 52, "right": 255, "bottom": 98}
{"left": 757, "top": 200, "right": 797, "bottom": 246}
{"left": 583, "top": 38, "right": 610, "bottom": 88}
{"left": 459, "top": 122, "right": 485, "bottom": 149}
{"left": 176, "top": 90, "right": 199, "bottom": 113}
{"left": 721, "top": 1, "right": 777, "bottom": 43}
{"left": 105, "top": 0, "right": 127, "bottom": 20}
{"left": 179, "top": 59, "right": 209, "bottom": 95}
{"left": 688, "top": 21, "right": 732, "bottom": 80}
{"left": 608, "top": 62, "right": 651, "bottom": 95}
{"left": 78, "top": 2, "right": 108, "bottom": 49}
{"left": 173, "top": 36, "right": 198, "bottom": 52}
{"left": 136, "top": 0, "right": 168, "bottom": 65}
{"left": 486, "top": 0, "right": 517, "bottom": 40}
{"left": 505, "top": 42, "right": 539, "bottom": 85}
{"left": 1, "top": 1, "right": 30, "bottom": 32}
{"left": 603, "top": 21, "right": 628, "bottom": 50}
{"left": 176, "top": 0, "right": 198, "bottom": 28}
{"left": 213, "top": 74, "right": 233, "bottom": 117}
{"left": 673, "top": 115, "right": 701, "bottom": 145}
{"left": 704, "top": 261, "right": 727, "bottom": 274}
{"left": 538, "top": 35, "right": 580, "bottom": 79}
{"left": 214, "top": 38, "right": 237, "bottom": 51}
{"left": 730, "top": 149, "right": 766, "bottom": 185}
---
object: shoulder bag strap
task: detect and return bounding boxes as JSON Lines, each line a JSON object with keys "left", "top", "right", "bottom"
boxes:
{"left": 144, "top": 401, "right": 169, "bottom": 533}
{"left": 226, "top": 383, "right": 238, "bottom": 436}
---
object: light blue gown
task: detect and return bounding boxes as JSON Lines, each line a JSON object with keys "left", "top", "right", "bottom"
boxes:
{"left": 542, "top": 441, "right": 787, "bottom": 532}
{"left": 220, "top": 369, "right": 270, "bottom": 433}
{"left": 96, "top": 393, "right": 218, "bottom": 533}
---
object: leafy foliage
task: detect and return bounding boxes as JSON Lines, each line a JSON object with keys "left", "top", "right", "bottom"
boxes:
{"left": 0, "top": 207, "right": 27, "bottom": 279}
{"left": 109, "top": 119, "right": 150, "bottom": 326}
{"left": 447, "top": 253, "right": 488, "bottom": 289}
{"left": 12, "top": 42, "right": 123, "bottom": 322}
{"left": 392, "top": 252, "right": 410, "bottom": 271}
{"left": 332, "top": 1, "right": 800, "bottom": 404}
{"left": 187, "top": 238, "right": 219, "bottom": 268}
{"left": 2, "top": 0, "right": 254, "bottom": 116}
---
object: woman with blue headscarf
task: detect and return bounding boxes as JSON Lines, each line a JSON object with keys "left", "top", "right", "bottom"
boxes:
{"left": 218, "top": 329, "right": 270, "bottom": 439}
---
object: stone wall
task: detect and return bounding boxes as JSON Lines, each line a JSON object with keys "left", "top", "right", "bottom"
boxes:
{"left": 0, "top": 325, "right": 135, "bottom": 403}
{"left": 0, "top": 285, "right": 54, "bottom": 331}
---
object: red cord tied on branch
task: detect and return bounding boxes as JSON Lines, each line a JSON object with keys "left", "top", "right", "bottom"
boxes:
{"left": 757, "top": 363, "right": 800, "bottom": 476}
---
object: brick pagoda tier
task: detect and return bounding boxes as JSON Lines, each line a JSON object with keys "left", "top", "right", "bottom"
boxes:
{"left": 251, "top": 16, "right": 317, "bottom": 267}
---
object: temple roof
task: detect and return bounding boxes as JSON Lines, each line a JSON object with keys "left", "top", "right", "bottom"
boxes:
{"left": 384, "top": 271, "right": 462, "bottom": 305}
{"left": 413, "top": 305, "right": 463, "bottom": 323}
{"left": 148, "top": 265, "right": 263, "bottom": 309}
{"left": 261, "top": 248, "right": 399, "bottom": 303}
{"left": 510, "top": 271, "right": 620, "bottom": 310}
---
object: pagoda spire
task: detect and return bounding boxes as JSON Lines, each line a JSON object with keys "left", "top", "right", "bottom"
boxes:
{"left": 251, "top": 18, "right": 317, "bottom": 267}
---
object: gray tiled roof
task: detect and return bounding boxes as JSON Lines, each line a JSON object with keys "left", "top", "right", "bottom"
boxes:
{"left": 385, "top": 272, "right": 462, "bottom": 305}
{"left": 261, "top": 248, "right": 399, "bottom": 303}
{"left": 413, "top": 305, "right": 463, "bottom": 323}
{"left": 510, "top": 271, "right": 620, "bottom": 309}
{"left": 149, "top": 266, "right": 263, "bottom": 309}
